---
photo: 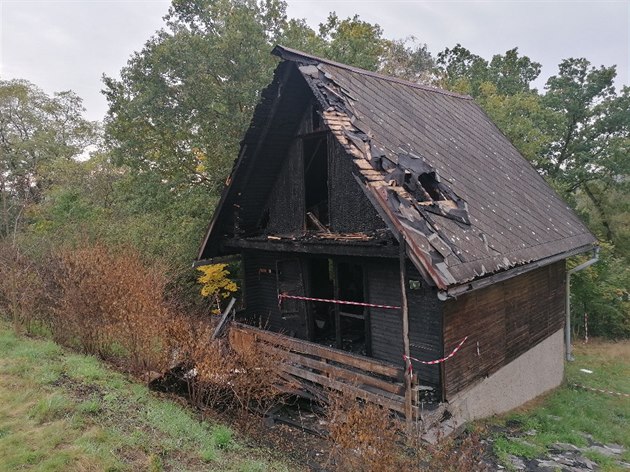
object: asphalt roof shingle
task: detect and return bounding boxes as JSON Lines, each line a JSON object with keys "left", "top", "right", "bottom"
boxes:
{"left": 273, "top": 46, "right": 596, "bottom": 289}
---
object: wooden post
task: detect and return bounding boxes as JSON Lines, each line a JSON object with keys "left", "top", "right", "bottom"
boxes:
{"left": 399, "top": 239, "right": 413, "bottom": 430}
{"left": 333, "top": 260, "right": 342, "bottom": 350}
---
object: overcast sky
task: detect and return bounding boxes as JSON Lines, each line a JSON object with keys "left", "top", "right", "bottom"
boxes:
{"left": 1, "top": 0, "right": 628, "bottom": 122}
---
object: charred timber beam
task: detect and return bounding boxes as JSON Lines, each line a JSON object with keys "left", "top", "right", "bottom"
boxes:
{"left": 355, "top": 175, "right": 450, "bottom": 290}
{"left": 192, "top": 253, "right": 241, "bottom": 268}
{"left": 225, "top": 238, "right": 398, "bottom": 258}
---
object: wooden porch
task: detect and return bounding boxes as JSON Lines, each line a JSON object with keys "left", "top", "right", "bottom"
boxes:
{"left": 230, "top": 322, "right": 425, "bottom": 419}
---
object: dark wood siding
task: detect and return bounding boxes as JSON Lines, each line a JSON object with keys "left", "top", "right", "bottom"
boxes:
{"left": 366, "top": 261, "right": 404, "bottom": 364}
{"left": 242, "top": 250, "right": 307, "bottom": 337}
{"left": 329, "top": 137, "right": 386, "bottom": 233}
{"left": 407, "top": 267, "right": 443, "bottom": 388}
{"left": 442, "top": 261, "right": 566, "bottom": 398}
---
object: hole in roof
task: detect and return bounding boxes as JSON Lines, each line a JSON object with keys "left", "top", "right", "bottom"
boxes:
{"left": 419, "top": 172, "right": 445, "bottom": 201}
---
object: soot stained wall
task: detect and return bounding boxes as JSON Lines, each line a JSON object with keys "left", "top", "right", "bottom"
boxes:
{"left": 242, "top": 250, "right": 307, "bottom": 338}
{"left": 264, "top": 139, "right": 305, "bottom": 234}
{"left": 329, "top": 137, "right": 386, "bottom": 233}
{"left": 366, "top": 261, "right": 403, "bottom": 365}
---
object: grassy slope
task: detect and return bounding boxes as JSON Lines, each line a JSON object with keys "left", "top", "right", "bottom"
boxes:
{"left": 0, "top": 323, "right": 293, "bottom": 472}
{"left": 490, "top": 340, "right": 630, "bottom": 471}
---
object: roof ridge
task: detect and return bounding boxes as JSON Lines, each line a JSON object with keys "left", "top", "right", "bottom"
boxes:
{"left": 272, "top": 44, "right": 473, "bottom": 100}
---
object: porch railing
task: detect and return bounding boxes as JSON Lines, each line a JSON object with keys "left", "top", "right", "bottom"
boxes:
{"left": 229, "top": 322, "right": 419, "bottom": 417}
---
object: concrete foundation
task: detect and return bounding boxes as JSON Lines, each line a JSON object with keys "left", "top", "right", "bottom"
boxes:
{"left": 449, "top": 328, "right": 565, "bottom": 421}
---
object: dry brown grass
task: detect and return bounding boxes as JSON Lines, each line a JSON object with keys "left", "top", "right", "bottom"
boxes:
{"left": 0, "top": 240, "right": 287, "bottom": 416}
{"left": 572, "top": 337, "right": 630, "bottom": 360}
{"left": 325, "top": 392, "right": 406, "bottom": 471}
{"left": 1, "top": 240, "right": 491, "bottom": 470}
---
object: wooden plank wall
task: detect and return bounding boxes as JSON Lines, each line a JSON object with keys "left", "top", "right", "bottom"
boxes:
{"left": 243, "top": 252, "right": 444, "bottom": 393}
{"left": 366, "top": 261, "right": 404, "bottom": 365}
{"left": 442, "top": 261, "right": 566, "bottom": 398}
{"left": 242, "top": 250, "right": 287, "bottom": 333}
{"left": 407, "top": 266, "right": 443, "bottom": 389}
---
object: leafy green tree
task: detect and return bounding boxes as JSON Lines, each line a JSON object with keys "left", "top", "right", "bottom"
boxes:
{"left": 379, "top": 37, "right": 434, "bottom": 83}
{"left": 0, "top": 80, "right": 97, "bottom": 240}
{"left": 571, "top": 245, "right": 630, "bottom": 339}
{"left": 317, "top": 13, "right": 385, "bottom": 71}
{"left": 103, "top": 1, "right": 435, "bottom": 197}
{"left": 436, "top": 45, "right": 551, "bottom": 164}
{"left": 103, "top": 0, "right": 292, "bottom": 194}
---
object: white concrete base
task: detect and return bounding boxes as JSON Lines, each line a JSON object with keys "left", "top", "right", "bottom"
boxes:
{"left": 449, "top": 328, "right": 565, "bottom": 421}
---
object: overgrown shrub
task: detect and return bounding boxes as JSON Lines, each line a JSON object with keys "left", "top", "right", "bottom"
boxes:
{"left": 325, "top": 393, "right": 406, "bottom": 471}
{"left": 0, "top": 241, "right": 50, "bottom": 333}
{"left": 53, "top": 243, "right": 175, "bottom": 372}
{"left": 324, "top": 390, "right": 489, "bottom": 471}
{"left": 167, "top": 317, "right": 287, "bottom": 412}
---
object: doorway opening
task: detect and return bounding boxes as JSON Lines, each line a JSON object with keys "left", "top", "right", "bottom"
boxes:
{"left": 308, "top": 258, "right": 369, "bottom": 356}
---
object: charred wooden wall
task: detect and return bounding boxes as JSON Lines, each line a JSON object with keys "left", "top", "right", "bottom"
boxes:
{"left": 241, "top": 250, "right": 307, "bottom": 338}
{"left": 407, "top": 266, "right": 442, "bottom": 388}
{"left": 264, "top": 139, "right": 305, "bottom": 234}
{"left": 442, "top": 261, "right": 566, "bottom": 398}
{"left": 242, "top": 250, "right": 443, "bottom": 391}
{"left": 258, "top": 95, "right": 386, "bottom": 236}
{"left": 365, "top": 261, "right": 442, "bottom": 389}
{"left": 242, "top": 250, "right": 281, "bottom": 330}
{"left": 365, "top": 261, "right": 404, "bottom": 365}
{"left": 329, "top": 137, "right": 386, "bottom": 233}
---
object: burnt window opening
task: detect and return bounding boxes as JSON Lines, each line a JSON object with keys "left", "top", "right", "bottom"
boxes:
{"left": 303, "top": 135, "right": 329, "bottom": 228}
{"left": 310, "top": 258, "right": 334, "bottom": 343}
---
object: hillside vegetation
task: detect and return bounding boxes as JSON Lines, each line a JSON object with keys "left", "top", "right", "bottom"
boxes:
{"left": 0, "top": 321, "right": 294, "bottom": 472}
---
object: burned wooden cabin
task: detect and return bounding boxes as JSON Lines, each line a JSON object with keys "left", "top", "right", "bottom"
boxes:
{"left": 196, "top": 46, "right": 597, "bottom": 425}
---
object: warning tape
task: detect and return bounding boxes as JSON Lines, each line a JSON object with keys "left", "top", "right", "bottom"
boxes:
{"left": 572, "top": 383, "right": 630, "bottom": 398}
{"left": 403, "top": 336, "right": 468, "bottom": 377}
{"left": 278, "top": 293, "right": 401, "bottom": 310}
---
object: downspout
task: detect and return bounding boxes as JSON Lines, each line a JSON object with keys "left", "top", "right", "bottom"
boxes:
{"left": 565, "top": 247, "right": 600, "bottom": 361}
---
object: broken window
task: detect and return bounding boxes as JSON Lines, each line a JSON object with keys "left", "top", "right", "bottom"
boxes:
{"left": 303, "top": 134, "right": 329, "bottom": 228}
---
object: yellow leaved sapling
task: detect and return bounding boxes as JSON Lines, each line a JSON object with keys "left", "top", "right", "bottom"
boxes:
{"left": 197, "top": 264, "right": 238, "bottom": 314}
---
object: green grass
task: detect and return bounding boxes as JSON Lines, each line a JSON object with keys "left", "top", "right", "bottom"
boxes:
{"left": 0, "top": 322, "right": 295, "bottom": 471}
{"left": 490, "top": 340, "right": 630, "bottom": 471}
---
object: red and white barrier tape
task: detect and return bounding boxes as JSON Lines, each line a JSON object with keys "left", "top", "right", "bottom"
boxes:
{"left": 572, "top": 383, "right": 629, "bottom": 398}
{"left": 403, "top": 336, "right": 468, "bottom": 376}
{"left": 278, "top": 293, "right": 401, "bottom": 310}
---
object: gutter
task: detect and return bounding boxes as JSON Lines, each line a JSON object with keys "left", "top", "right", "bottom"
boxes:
{"left": 565, "top": 246, "right": 600, "bottom": 361}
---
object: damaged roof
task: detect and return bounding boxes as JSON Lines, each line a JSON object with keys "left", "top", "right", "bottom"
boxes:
{"left": 198, "top": 45, "right": 596, "bottom": 291}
